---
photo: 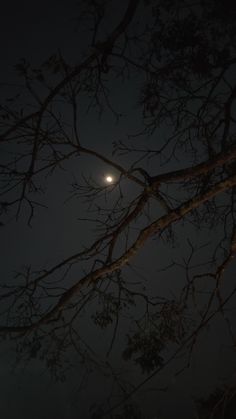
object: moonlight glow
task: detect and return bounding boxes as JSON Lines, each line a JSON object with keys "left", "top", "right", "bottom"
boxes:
{"left": 105, "top": 175, "right": 113, "bottom": 183}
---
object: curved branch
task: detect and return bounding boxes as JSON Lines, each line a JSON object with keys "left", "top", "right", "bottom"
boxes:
{"left": 151, "top": 144, "right": 236, "bottom": 185}
{"left": 1, "top": 173, "right": 236, "bottom": 334}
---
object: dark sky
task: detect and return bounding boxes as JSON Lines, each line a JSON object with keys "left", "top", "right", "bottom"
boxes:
{"left": 0, "top": 1, "right": 236, "bottom": 419}
{"left": 0, "top": 0, "right": 74, "bottom": 68}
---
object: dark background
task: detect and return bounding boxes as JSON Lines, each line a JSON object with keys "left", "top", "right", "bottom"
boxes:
{"left": 0, "top": 1, "right": 236, "bottom": 418}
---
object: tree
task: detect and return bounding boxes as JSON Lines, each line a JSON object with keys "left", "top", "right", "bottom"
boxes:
{"left": 195, "top": 385, "right": 236, "bottom": 419}
{"left": 0, "top": 0, "right": 236, "bottom": 416}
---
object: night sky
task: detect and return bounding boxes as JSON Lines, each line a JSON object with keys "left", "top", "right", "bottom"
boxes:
{"left": 0, "top": 1, "right": 236, "bottom": 418}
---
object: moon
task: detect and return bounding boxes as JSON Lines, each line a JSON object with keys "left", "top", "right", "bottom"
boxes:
{"left": 105, "top": 175, "right": 113, "bottom": 184}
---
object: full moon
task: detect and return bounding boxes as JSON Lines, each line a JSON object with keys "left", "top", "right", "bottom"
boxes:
{"left": 105, "top": 175, "right": 113, "bottom": 183}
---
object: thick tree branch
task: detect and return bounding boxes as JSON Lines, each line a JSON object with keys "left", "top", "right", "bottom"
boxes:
{"left": 1, "top": 173, "right": 235, "bottom": 334}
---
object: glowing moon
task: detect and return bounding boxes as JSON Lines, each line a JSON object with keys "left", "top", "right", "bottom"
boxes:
{"left": 105, "top": 175, "right": 113, "bottom": 183}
